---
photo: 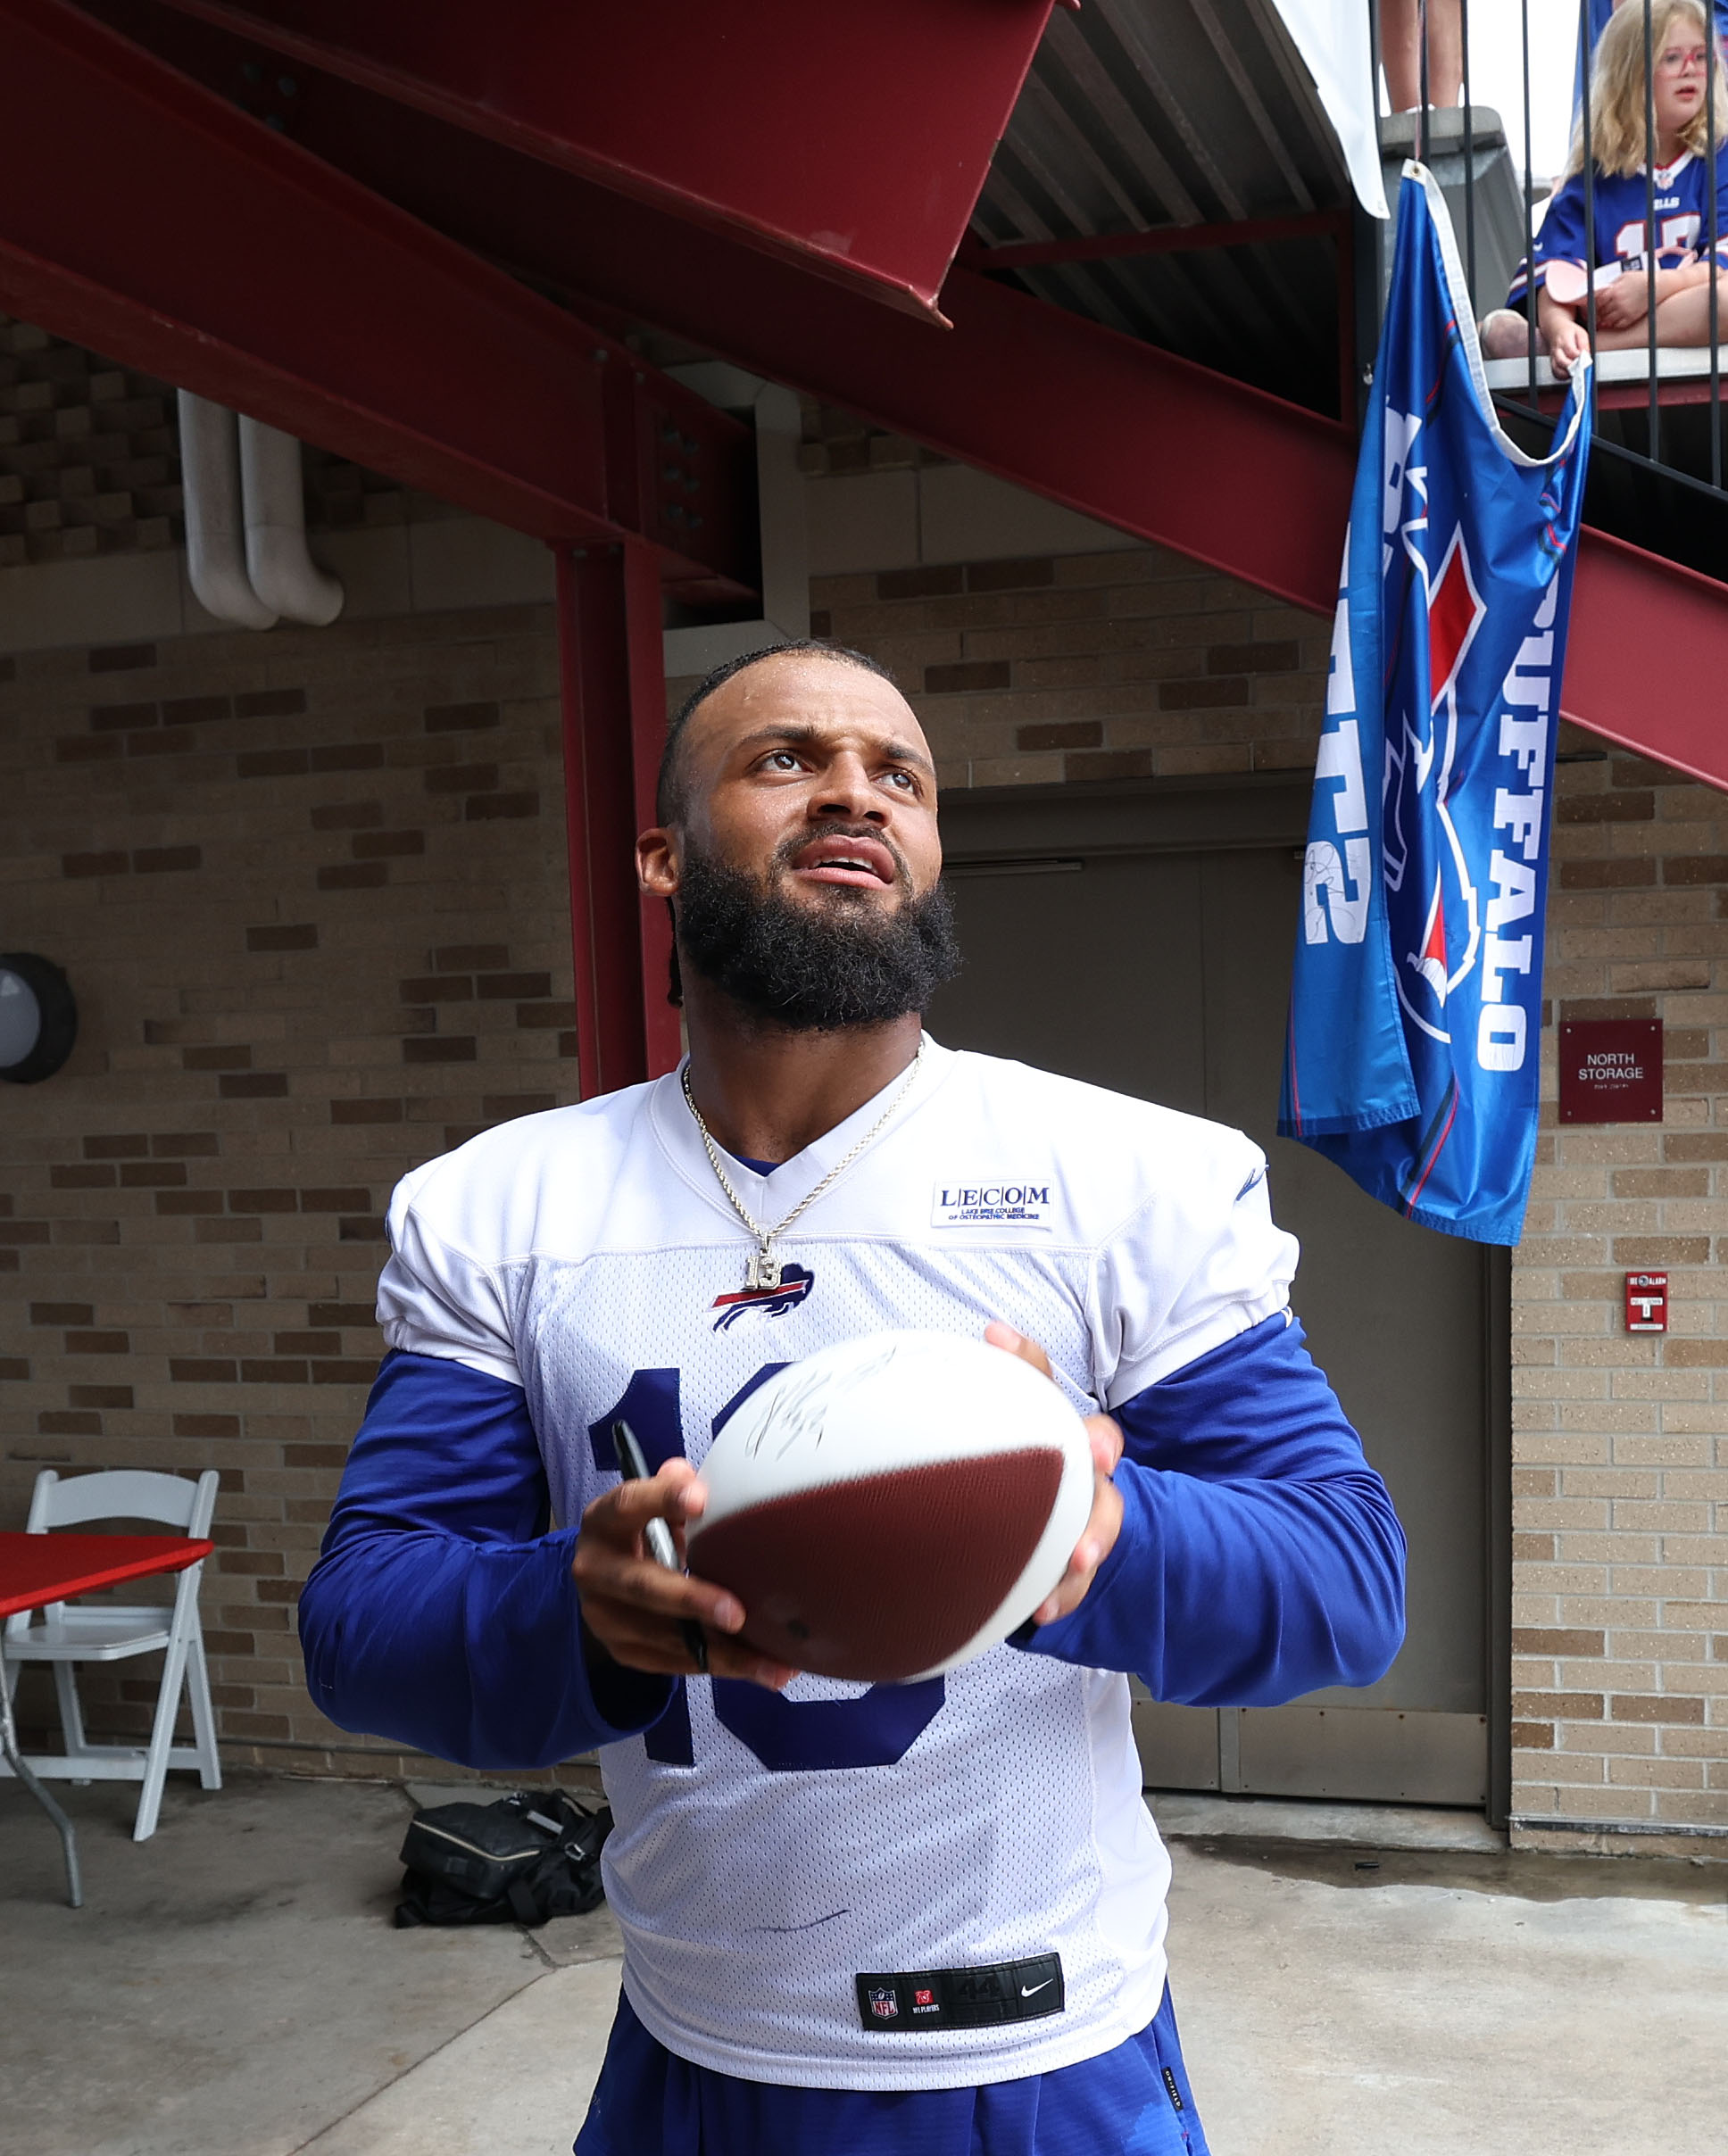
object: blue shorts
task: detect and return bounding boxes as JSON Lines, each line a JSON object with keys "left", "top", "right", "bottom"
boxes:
{"left": 573, "top": 1981, "right": 1211, "bottom": 2156}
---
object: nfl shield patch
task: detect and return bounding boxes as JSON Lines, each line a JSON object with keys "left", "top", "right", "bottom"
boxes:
{"left": 868, "top": 1986, "right": 899, "bottom": 2020}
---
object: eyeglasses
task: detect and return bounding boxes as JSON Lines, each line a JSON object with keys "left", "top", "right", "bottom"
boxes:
{"left": 1656, "top": 45, "right": 1709, "bottom": 76}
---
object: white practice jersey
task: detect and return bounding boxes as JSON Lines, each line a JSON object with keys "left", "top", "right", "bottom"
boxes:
{"left": 377, "top": 1037, "right": 1297, "bottom": 2089}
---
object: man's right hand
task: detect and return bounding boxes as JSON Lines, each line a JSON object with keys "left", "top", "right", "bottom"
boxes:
{"left": 572, "top": 1459, "right": 795, "bottom": 1688}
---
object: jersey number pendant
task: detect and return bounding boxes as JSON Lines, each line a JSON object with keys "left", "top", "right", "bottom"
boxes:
{"left": 744, "top": 1249, "right": 783, "bottom": 1290}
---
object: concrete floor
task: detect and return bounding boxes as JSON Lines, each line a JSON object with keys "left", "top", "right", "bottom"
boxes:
{"left": 1, "top": 1772, "right": 1723, "bottom": 2156}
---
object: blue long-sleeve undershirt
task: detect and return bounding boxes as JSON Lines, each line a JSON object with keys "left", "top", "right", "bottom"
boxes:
{"left": 1021, "top": 1314, "right": 1406, "bottom": 1701}
{"left": 299, "top": 1314, "right": 1404, "bottom": 1770}
{"left": 300, "top": 1350, "right": 672, "bottom": 1768}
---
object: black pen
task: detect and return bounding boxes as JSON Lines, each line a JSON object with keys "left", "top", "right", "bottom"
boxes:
{"left": 612, "top": 1418, "right": 709, "bottom": 1675}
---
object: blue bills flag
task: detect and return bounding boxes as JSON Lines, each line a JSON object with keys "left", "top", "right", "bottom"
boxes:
{"left": 1278, "top": 165, "right": 1591, "bottom": 1244}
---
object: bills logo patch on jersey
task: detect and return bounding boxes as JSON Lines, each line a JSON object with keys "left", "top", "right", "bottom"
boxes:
{"left": 710, "top": 1263, "right": 815, "bottom": 1331}
{"left": 868, "top": 1987, "right": 899, "bottom": 2021}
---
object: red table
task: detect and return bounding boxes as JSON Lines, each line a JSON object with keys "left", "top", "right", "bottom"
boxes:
{"left": 1, "top": 1531, "right": 213, "bottom": 1907}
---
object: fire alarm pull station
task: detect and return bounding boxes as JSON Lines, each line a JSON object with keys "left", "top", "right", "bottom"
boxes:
{"left": 1625, "top": 1272, "right": 1668, "bottom": 1333}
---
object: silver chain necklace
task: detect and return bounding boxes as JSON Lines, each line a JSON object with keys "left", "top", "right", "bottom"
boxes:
{"left": 681, "top": 1045, "right": 925, "bottom": 1289}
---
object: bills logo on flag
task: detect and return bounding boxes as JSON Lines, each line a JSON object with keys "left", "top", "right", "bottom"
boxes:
{"left": 869, "top": 1986, "right": 899, "bottom": 2020}
{"left": 1280, "top": 162, "right": 1591, "bottom": 1244}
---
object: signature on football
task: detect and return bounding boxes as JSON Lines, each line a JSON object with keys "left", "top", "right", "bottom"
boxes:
{"left": 743, "top": 1344, "right": 901, "bottom": 1461}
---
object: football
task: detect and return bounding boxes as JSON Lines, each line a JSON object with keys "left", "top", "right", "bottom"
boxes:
{"left": 685, "top": 1329, "right": 1095, "bottom": 1684}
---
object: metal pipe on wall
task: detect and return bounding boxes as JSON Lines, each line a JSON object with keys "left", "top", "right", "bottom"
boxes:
{"left": 178, "top": 391, "right": 344, "bottom": 630}
{"left": 177, "top": 391, "right": 277, "bottom": 629}
{"left": 238, "top": 416, "right": 345, "bottom": 626}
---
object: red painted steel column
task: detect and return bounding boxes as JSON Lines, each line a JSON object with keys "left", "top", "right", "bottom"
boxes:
{"left": 621, "top": 543, "right": 684, "bottom": 1082}
{"left": 556, "top": 547, "right": 607, "bottom": 1099}
{"left": 555, "top": 540, "right": 677, "bottom": 1101}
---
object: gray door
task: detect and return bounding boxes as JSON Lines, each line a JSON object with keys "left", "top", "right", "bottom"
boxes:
{"left": 930, "top": 800, "right": 1495, "bottom": 1808}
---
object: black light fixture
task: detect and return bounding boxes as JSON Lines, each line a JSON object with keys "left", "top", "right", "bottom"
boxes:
{"left": 0, "top": 954, "right": 78, "bottom": 1083}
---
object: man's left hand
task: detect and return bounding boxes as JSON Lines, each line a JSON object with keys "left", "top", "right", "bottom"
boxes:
{"left": 984, "top": 1321, "right": 1124, "bottom": 1625}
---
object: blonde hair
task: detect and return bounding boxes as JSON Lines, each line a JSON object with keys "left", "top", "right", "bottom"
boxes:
{"left": 1565, "top": 0, "right": 1728, "bottom": 176}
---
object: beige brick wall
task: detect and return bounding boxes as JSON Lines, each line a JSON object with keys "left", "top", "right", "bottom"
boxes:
{"left": 805, "top": 551, "right": 1330, "bottom": 784}
{"left": 0, "top": 315, "right": 181, "bottom": 568}
{"left": 804, "top": 541, "right": 1728, "bottom": 1851}
{"left": 1, "top": 603, "right": 574, "bottom": 1772}
{"left": 1510, "top": 747, "right": 1728, "bottom": 1851}
{"left": 0, "top": 311, "right": 443, "bottom": 571}
{"left": 4, "top": 508, "right": 1724, "bottom": 1837}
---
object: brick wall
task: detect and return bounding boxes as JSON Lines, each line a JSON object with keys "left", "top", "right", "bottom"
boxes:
{"left": 4, "top": 495, "right": 1724, "bottom": 1836}
{"left": 1509, "top": 748, "right": 1728, "bottom": 1851}
{"left": 1, "top": 604, "right": 572, "bottom": 1772}
{"left": 802, "top": 550, "right": 1329, "bottom": 785}
{"left": 0, "top": 310, "right": 451, "bottom": 572}
{"left": 8, "top": 532, "right": 1337, "bottom": 1780}
{"left": 0, "top": 315, "right": 180, "bottom": 568}
{"left": 792, "top": 535, "right": 1727, "bottom": 1853}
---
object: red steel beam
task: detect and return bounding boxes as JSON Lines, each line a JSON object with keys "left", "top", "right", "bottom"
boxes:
{"left": 826, "top": 264, "right": 1354, "bottom": 614}
{"left": 974, "top": 209, "right": 1347, "bottom": 271}
{"left": 342, "top": 120, "right": 1718, "bottom": 784}
{"left": 143, "top": 0, "right": 1060, "bottom": 320}
{"left": 558, "top": 546, "right": 647, "bottom": 1099}
{"left": 556, "top": 539, "right": 681, "bottom": 1097}
{"left": 182, "top": 55, "right": 1354, "bottom": 615}
{"left": 0, "top": 0, "right": 754, "bottom": 592}
{"left": 1564, "top": 530, "right": 1728, "bottom": 792}
{"left": 36, "top": 6, "right": 1728, "bottom": 790}
{"left": 54, "top": 6, "right": 1357, "bottom": 609}
{"left": 557, "top": 551, "right": 607, "bottom": 1096}
{"left": 439, "top": 153, "right": 1360, "bottom": 613}
{"left": 622, "top": 545, "right": 685, "bottom": 1082}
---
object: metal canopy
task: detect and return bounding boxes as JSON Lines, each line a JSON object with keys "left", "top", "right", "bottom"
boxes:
{"left": 972, "top": 0, "right": 1354, "bottom": 415}
{"left": 140, "top": 0, "right": 1060, "bottom": 321}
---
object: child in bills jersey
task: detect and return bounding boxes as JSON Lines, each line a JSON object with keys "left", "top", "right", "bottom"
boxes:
{"left": 1482, "top": 0, "right": 1728, "bottom": 376}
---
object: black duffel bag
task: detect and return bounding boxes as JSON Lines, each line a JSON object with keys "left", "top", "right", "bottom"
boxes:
{"left": 395, "top": 1787, "right": 612, "bottom": 1928}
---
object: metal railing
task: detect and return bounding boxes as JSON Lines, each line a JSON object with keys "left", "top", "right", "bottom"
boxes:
{"left": 1401, "top": 0, "right": 1728, "bottom": 556}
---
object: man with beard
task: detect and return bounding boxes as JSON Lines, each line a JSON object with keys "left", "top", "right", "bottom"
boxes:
{"left": 300, "top": 642, "right": 1405, "bottom": 2156}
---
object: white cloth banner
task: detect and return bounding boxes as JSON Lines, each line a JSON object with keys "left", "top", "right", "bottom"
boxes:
{"left": 1269, "top": 0, "right": 1390, "bottom": 218}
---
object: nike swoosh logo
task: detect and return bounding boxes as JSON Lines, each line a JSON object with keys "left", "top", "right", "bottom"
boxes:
{"left": 1021, "top": 1978, "right": 1054, "bottom": 1997}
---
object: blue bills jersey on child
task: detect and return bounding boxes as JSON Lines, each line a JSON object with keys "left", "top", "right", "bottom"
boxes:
{"left": 1508, "top": 147, "right": 1728, "bottom": 303}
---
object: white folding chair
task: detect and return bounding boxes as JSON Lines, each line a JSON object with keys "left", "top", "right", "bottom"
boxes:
{"left": 0, "top": 1468, "right": 222, "bottom": 1841}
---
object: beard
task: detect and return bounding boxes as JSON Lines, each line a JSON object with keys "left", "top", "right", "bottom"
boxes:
{"left": 673, "top": 831, "right": 962, "bottom": 1032}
